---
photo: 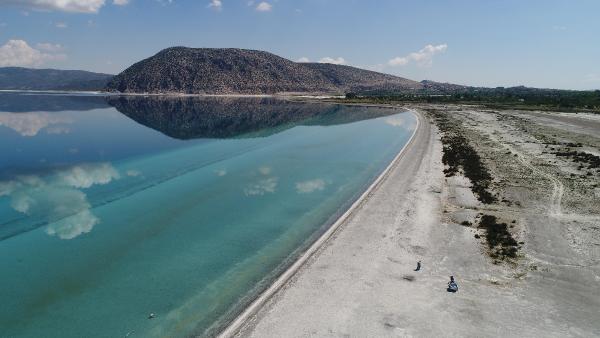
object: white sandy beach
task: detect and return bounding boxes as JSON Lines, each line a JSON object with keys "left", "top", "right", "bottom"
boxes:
{"left": 220, "top": 107, "right": 600, "bottom": 338}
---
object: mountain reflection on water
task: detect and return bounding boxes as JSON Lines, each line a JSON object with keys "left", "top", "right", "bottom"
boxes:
{"left": 107, "top": 95, "right": 391, "bottom": 139}
{"left": 0, "top": 93, "right": 404, "bottom": 241}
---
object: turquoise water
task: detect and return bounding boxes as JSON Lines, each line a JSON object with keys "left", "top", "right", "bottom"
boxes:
{"left": 0, "top": 93, "right": 416, "bottom": 337}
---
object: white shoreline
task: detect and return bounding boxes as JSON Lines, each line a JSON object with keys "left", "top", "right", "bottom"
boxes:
{"left": 217, "top": 109, "right": 421, "bottom": 338}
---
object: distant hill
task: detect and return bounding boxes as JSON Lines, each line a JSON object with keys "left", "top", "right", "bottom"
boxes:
{"left": 420, "top": 80, "right": 468, "bottom": 93}
{"left": 106, "top": 47, "right": 422, "bottom": 94}
{"left": 0, "top": 67, "right": 113, "bottom": 91}
{"left": 0, "top": 92, "right": 109, "bottom": 112}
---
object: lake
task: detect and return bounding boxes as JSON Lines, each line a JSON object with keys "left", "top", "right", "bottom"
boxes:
{"left": 0, "top": 92, "right": 416, "bottom": 337}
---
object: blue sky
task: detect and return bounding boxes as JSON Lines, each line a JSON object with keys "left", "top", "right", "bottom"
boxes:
{"left": 0, "top": 0, "right": 599, "bottom": 89}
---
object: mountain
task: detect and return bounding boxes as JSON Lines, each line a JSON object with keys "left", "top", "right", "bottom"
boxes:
{"left": 420, "top": 80, "right": 468, "bottom": 93}
{"left": 0, "top": 92, "right": 110, "bottom": 113}
{"left": 0, "top": 67, "right": 113, "bottom": 91}
{"left": 303, "top": 63, "right": 423, "bottom": 93}
{"left": 106, "top": 47, "right": 422, "bottom": 94}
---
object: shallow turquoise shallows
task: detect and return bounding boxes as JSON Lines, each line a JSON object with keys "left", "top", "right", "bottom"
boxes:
{"left": 0, "top": 93, "right": 416, "bottom": 337}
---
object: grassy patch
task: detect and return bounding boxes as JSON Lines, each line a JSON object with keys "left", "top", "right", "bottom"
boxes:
{"left": 555, "top": 150, "right": 600, "bottom": 169}
{"left": 428, "top": 110, "right": 497, "bottom": 204}
{"left": 478, "top": 215, "right": 519, "bottom": 260}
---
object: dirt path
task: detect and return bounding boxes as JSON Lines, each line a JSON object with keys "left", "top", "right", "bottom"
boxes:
{"left": 488, "top": 129, "right": 564, "bottom": 217}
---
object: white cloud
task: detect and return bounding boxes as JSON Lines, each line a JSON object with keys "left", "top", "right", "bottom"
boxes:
{"left": 388, "top": 44, "right": 447, "bottom": 67}
{"left": 1, "top": 0, "right": 107, "bottom": 13}
{"left": 296, "top": 179, "right": 326, "bottom": 194}
{"left": 0, "top": 112, "right": 72, "bottom": 136}
{"left": 319, "top": 57, "right": 346, "bottom": 65}
{"left": 207, "top": 0, "right": 222, "bottom": 10}
{"left": 244, "top": 177, "right": 278, "bottom": 196}
{"left": 296, "top": 57, "right": 310, "bottom": 63}
{"left": 0, "top": 39, "right": 66, "bottom": 67}
{"left": 113, "top": 0, "right": 129, "bottom": 5}
{"left": 255, "top": 1, "right": 271, "bottom": 11}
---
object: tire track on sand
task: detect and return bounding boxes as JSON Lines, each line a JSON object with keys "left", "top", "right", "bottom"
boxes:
{"left": 473, "top": 123, "right": 564, "bottom": 217}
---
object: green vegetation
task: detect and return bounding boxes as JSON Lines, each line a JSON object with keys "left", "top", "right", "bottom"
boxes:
{"left": 342, "top": 87, "right": 600, "bottom": 113}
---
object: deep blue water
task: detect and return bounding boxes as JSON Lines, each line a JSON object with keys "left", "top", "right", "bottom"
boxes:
{"left": 0, "top": 93, "right": 416, "bottom": 337}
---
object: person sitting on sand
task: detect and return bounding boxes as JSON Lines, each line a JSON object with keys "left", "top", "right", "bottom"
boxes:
{"left": 415, "top": 261, "right": 421, "bottom": 271}
{"left": 447, "top": 276, "right": 458, "bottom": 292}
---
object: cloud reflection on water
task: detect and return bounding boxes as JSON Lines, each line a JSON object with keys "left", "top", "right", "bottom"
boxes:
{"left": 384, "top": 115, "right": 416, "bottom": 131}
{"left": 58, "top": 163, "right": 120, "bottom": 188}
{"left": 244, "top": 177, "right": 279, "bottom": 196}
{"left": 258, "top": 166, "right": 272, "bottom": 175}
{"left": 0, "top": 163, "right": 119, "bottom": 239}
{"left": 296, "top": 179, "right": 327, "bottom": 194}
{"left": 0, "top": 112, "right": 73, "bottom": 136}
{"left": 46, "top": 209, "right": 99, "bottom": 240}
{"left": 385, "top": 116, "right": 406, "bottom": 127}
